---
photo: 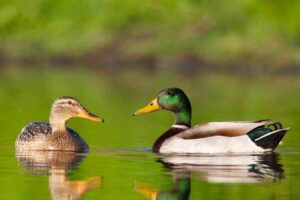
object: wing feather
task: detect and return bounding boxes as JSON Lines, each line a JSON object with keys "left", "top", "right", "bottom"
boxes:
{"left": 178, "top": 120, "right": 270, "bottom": 139}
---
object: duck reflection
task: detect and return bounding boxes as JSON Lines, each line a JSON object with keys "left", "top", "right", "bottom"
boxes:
{"left": 159, "top": 153, "right": 284, "bottom": 183}
{"left": 16, "top": 151, "right": 101, "bottom": 200}
{"left": 135, "top": 172, "right": 190, "bottom": 200}
{"left": 136, "top": 153, "right": 283, "bottom": 199}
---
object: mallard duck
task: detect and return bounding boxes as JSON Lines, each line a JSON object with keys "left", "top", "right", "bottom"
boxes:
{"left": 133, "top": 88, "right": 289, "bottom": 154}
{"left": 16, "top": 96, "right": 104, "bottom": 152}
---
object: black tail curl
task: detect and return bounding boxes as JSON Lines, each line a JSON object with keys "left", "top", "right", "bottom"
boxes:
{"left": 248, "top": 122, "right": 289, "bottom": 151}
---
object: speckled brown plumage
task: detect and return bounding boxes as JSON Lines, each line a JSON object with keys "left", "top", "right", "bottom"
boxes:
{"left": 16, "top": 122, "right": 89, "bottom": 152}
{"left": 15, "top": 97, "right": 103, "bottom": 152}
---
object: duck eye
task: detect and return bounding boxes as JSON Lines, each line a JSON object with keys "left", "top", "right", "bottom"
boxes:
{"left": 67, "top": 101, "right": 73, "bottom": 105}
{"left": 165, "top": 92, "right": 171, "bottom": 96}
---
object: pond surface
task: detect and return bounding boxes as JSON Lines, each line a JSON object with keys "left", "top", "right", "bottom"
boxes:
{"left": 0, "top": 67, "right": 299, "bottom": 199}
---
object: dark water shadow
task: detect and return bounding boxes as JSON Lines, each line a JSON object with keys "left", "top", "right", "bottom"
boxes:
{"left": 16, "top": 150, "right": 101, "bottom": 200}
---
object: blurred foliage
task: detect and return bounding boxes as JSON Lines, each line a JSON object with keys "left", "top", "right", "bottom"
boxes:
{"left": 0, "top": 0, "right": 300, "bottom": 72}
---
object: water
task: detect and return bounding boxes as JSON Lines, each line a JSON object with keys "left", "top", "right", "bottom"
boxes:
{"left": 0, "top": 67, "right": 300, "bottom": 199}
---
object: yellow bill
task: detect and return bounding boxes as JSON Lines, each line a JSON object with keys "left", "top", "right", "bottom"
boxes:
{"left": 77, "top": 109, "right": 104, "bottom": 122}
{"left": 134, "top": 182, "right": 158, "bottom": 200}
{"left": 133, "top": 98, "right": 160, "bottom": 116}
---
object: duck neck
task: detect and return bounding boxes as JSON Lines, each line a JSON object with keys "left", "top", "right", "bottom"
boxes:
{"left": 49, "top": 114, "right": 68, "bottom": 132}
{"left": 174, "top": 108, "right": 191, "bottom": 128}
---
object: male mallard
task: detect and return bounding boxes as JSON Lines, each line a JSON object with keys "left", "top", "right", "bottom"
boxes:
{"left": 16, "top": 97, "right": 104, "bottom": 152}
{"left": 133, "top": 88, "right": 289, "bottom": 154}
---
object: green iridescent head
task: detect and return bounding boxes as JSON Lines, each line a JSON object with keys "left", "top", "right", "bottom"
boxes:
{"left": 133, "top": 88, "right": 192, "bottom": 127}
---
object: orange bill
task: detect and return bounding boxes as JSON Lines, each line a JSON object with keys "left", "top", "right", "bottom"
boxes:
{"left": 77, "top": 109, "right": 104, "bottom": 122}
{"left": 135, "top": 182, "right": 158, "bottom": 200}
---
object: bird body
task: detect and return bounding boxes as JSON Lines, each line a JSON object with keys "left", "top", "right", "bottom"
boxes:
{"left": 16, "top": 122, "right": 89, "bottom": 152}
{"left": 16, "top": 97, "right": 103, "bottom": 152}
{"left": 157, "top": 125, "right": 287, "bottom": 154}
{"left": 134, "top": 88, "right": 289, "bottom": 154}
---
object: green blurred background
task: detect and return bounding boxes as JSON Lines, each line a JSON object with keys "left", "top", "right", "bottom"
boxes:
{"left": 1, "top": 1, "right": 300, "bottom": 200}
{"left": 1, "top": 0, "right": 300, "bottom": 74}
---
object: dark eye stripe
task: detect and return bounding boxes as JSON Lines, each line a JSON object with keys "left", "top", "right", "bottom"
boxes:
{"left": 56, "top": 100, "right": 75, "bottom": 105}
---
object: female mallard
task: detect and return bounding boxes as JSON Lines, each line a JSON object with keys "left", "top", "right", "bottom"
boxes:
{"left": 16, "top": 97, "right": 104, "bottom": 152}
{"left": 133, "top": 88, "right": 289, "bottom": 154}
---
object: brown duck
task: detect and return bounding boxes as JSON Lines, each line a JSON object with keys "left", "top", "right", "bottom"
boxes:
{"left": 15, "top": 96, "right": 104, "bottom": 152}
